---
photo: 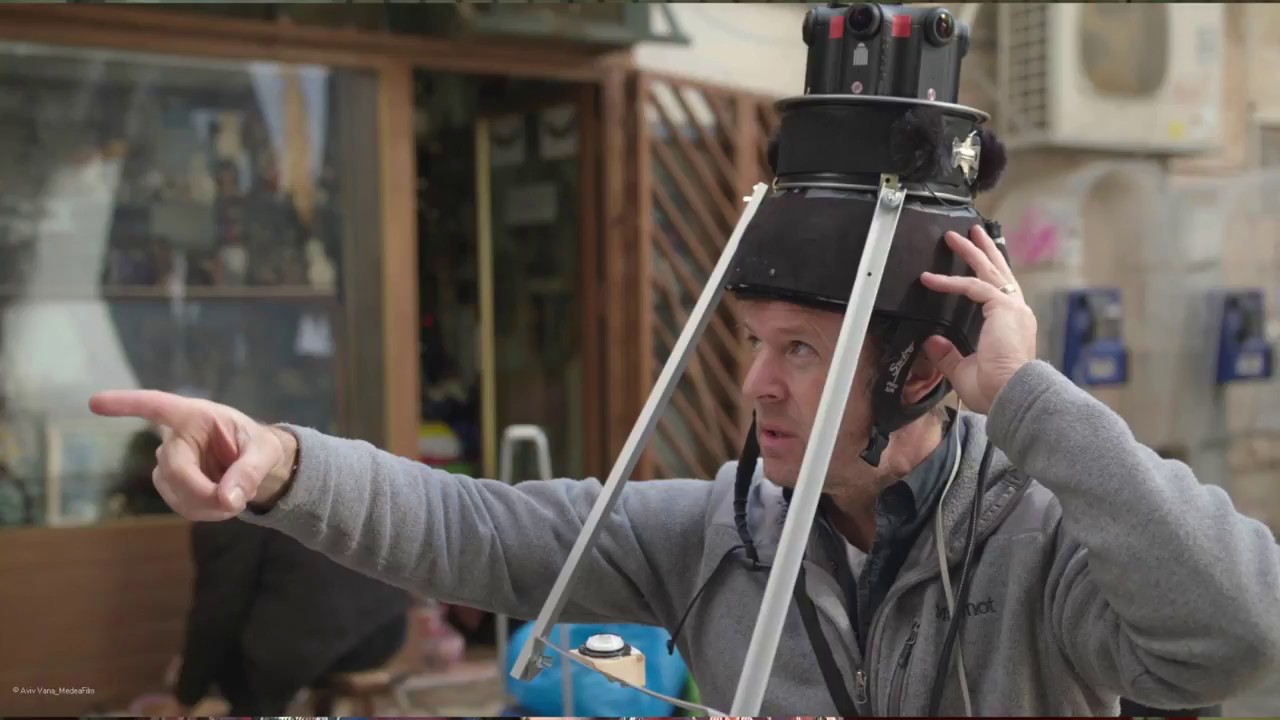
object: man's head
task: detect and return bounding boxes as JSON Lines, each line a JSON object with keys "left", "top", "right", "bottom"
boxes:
{"left": 739, "top": 299, "right": 948, "bottom": 495}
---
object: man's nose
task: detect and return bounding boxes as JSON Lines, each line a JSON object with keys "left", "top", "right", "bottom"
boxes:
{"left": 742, "top": 352, "right": 785, "bottom": 402}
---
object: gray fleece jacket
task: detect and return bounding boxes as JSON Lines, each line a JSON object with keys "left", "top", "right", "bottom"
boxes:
{"left": 242, "top": 360, "right": 1280, "bottom": 715}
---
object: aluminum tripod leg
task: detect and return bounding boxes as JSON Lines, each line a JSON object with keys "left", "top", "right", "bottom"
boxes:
{"left": 495, "top": 425, "right": 574, "bottom": 715}
{"left": 512, "top": 181, "right": 771, "bottom": 682}
{"left": 730, "top": 174, "right": 906, "bottom": 715}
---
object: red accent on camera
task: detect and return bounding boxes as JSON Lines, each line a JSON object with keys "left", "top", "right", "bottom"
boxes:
{"left": 892, "top": 15, "right": 912, "bottom": 38}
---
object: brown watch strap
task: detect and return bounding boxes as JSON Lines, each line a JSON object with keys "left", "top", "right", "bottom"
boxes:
{"left": 246, "top": 426, "right": 301, "bottom": 515}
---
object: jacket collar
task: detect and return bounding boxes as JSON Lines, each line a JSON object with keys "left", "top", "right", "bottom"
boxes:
{"left": 741, "top": 412, "right": 1030, "bottom": 568}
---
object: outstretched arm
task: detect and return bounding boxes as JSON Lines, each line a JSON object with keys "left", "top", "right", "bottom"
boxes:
{"left": 241, "top": 425, "right": 714, "bottom": 628}
{"left": 88, "top": 390, "right": 715, "bottom": 633}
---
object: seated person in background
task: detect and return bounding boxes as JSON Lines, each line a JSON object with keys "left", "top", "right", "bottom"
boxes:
{"left": 105, "top": 429, "right": 172, "bottom": 518}
{"left": 169, "top": 518, "right": 414, "bottom": 715}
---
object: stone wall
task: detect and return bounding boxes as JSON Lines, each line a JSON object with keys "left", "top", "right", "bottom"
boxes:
{"left": 962, "top": 4, "right": 1280, "bottom": 535}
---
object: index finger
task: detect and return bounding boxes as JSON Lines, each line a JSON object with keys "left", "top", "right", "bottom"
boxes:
{"left": 969, "top": 223, "right": 1015, "bottom": 279}
{"left": 89, "top": 389, "right": 201, "bottom": 427}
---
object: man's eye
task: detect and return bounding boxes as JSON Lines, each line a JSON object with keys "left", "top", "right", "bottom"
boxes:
{"left": 789, "top": 341, "right": 816, "bottom": 357}
{"left": 746, "top": 335, "right": 762, "bottom": 350}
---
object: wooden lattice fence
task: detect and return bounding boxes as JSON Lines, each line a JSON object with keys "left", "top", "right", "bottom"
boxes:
{"left": 634, "top": 72, "right": 780, "bottom": 480}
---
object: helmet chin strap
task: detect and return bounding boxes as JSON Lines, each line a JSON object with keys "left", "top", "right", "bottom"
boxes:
{"left": 861, "top": 319, "right": 951, "bottom": 467}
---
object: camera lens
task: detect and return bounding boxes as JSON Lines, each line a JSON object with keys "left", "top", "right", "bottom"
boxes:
{"left": 849, "top": 7, "right": 875, "bottom": 32}
{"left": 926, "top": 8, "right": 956, "bottom": 46}
{"left": 934, "top": 13, "right": 954, "bottom": 39}
{"left": 846, "top": 3, "right": 881, "bottom": 37}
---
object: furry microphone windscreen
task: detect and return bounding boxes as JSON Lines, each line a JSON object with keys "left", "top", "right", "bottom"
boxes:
{"left": 888, "top": 106, "right": 947, "bottom": 183}
{"left": 974, "top": 126, "right": 1008, "bottom": 193}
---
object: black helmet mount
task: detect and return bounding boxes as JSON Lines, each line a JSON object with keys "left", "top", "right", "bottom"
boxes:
{"left": 724, "top": 2, "right": 1008, "bottom": 466}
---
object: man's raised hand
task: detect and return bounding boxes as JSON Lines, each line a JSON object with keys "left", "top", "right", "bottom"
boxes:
{"left": 88, "top": 390, "right": 297, "bottom": 521}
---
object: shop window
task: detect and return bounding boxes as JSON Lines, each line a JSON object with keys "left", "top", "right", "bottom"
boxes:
{"left": 0, "top": 42, "right": 380, "bottom": 528}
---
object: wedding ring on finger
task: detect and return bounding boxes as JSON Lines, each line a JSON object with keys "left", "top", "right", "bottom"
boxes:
{"left": 997, "top": 282, "right": 1018, "bottom": 295}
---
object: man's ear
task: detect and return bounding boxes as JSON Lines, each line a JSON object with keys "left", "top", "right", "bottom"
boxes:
{"left": 903, "top": 356, "right": 945, "bottom": 405}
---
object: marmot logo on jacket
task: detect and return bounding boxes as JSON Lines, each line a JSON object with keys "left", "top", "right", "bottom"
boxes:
{"left": 935, "top": 597, "right": 997, "bottom": 622}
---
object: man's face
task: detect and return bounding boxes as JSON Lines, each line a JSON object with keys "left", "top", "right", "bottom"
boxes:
{"left": 739, "top": 300, "right": 879, "bottom": 489}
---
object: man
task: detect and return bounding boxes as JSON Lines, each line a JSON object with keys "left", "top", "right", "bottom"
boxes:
{"left": 169, "top": 518, "right": 412, "bottom": 715}
{"left": 90, "top": 225, "right": 1280, "bottom": 715}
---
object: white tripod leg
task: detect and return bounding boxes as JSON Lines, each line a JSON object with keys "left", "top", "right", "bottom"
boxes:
{"left": 512, "top": 181, "right": 771, "bottom": 682}
{"left": 495, "top": 425, "right": 573, "bottom": 713}
{"left": 729, "top": 174, "right": 905, "bottom": 715}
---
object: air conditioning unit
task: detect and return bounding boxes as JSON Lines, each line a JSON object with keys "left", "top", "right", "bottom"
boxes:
{"left": 996, "top": 3, "right": 1225, "bottom": 154}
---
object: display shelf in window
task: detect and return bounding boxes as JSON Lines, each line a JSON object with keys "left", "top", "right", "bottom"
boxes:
{"left": 0, "top": 40, "right": 384, "bottom": 527}
{"left": 0, "top": 284, "right": 339, "bottom": 301}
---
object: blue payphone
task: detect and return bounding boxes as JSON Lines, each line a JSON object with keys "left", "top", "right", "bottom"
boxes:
{"left": 1057, "top": 288, "right": 1130, "bottom": 387}
{"left": 1213, "top": 289, "right": 1273, "bottom": 384}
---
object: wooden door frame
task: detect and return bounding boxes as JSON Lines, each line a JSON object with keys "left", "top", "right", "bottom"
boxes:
{"left": 471, "top": 88, "right": 603, "bottom": 479}
{"left": 0, "top": 4, "right": 628, "bottom": 80}
{"left": 0, "top": 4, "right": 625, "bottom": 464}
{"left": 577, "top": 83, "right": 606, "bottom": 479}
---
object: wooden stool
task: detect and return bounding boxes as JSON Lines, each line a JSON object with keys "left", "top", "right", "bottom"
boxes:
{"left": 311, "top": 668, "right": 396, "bottom": 717}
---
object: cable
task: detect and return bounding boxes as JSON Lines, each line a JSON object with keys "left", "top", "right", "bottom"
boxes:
{"left": 929, "top": 438, "right": 994, "bottom": 716}
{"left": 924, "top": 183, "right": 969, "bottom": 209}
{"left": 933, "top": 411, "right": 973, "bottom": 716}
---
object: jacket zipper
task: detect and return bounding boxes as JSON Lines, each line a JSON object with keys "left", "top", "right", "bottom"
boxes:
{"left": 888, "top": 620, "right": 921, "bottom": 716}
{"left": 863, "top": 478, "right": 1030, "bottom": 712}
{"left": 854, "top": 669, "right": 869, "bottom": 709}
{"left": 803, "top": 477, "right": 1025, "bottom": 715}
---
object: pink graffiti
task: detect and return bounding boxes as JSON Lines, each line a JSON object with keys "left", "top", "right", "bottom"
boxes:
{"left": 1006, "top": 206, "right": 1061, "bottom": 266}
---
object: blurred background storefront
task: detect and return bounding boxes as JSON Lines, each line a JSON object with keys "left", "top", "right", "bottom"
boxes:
{"left": 1, "top": 1, "right": 1278, "bottom": 716}
{"left": 0, "top": 2, "right": 794, "bottom": 714}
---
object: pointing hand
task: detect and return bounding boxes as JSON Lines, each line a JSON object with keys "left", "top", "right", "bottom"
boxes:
{"left": 89, "top": 390, "right": 297, "bottom": 520}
